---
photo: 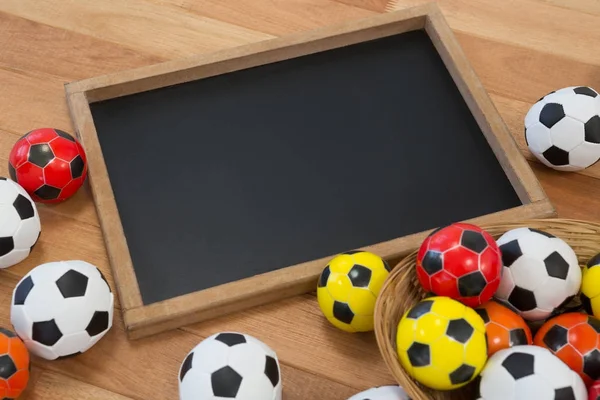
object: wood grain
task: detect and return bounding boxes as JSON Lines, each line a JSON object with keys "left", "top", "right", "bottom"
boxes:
{"left": 0, "top": 0, "right": 597, "bottom": 399}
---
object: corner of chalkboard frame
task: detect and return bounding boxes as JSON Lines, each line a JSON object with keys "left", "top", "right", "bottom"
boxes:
{"left": 64, "top": 3, "right": 555, "bottom": 340}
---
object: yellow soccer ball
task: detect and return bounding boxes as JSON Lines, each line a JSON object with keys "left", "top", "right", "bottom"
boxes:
{"left": 396, "top": 296, "right": 487, "bottom": 391}
{"left": 580, "top": 253, "right": 600, "bottom": 318}
{"left": 317, "top": 250, "right": 391, "bottom": 333}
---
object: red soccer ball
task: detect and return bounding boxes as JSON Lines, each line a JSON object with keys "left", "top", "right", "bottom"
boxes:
{"left": 8, "top": 128, "right": 88, "bottom": 203}
{"left": 416, "top": 222, "right": 502, "bottom": 307}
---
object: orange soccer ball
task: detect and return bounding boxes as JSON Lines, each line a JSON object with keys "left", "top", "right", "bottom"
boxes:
{"left": 475, "top": 300, "right": 532, "bottom": 356}
{"left": 0, "top": 328, "right": 30, "bottom": 399}
{"left": 534, "top": 312, "right": 600, "bottom": 386}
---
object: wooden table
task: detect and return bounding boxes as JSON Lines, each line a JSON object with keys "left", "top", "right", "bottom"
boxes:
{"left": 0, "top": 0, "right": 599, "bottom": 399}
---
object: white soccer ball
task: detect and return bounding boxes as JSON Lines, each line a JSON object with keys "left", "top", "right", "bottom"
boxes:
{"left": 493, "top": 227, "right": 581, "bottom": 321}
{"left": 479, "top": 345, "right": 586, "bottom": 400}
{"left": 525, "top": 86, "right": 600, "bottom": 171}
{"left": 347, "top": 385, "right": 411, "bottom": 400}
{"left": 10, "top": 260, "right": 114, "bottom": 360}
{"left": 179, "top": 332, "right": 282, "bottom": 400}
{"left": 0, "top": 177, "right": 41, "bottom": 269}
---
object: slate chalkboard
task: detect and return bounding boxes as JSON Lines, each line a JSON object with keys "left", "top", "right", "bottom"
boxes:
{"left": 90, "top": 30, "right": 521, "bottom": 305}
{"left": 67, "top": 5, "right": 553, "bottom": 339}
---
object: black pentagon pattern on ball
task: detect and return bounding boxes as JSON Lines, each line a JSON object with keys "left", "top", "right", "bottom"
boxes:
{"left": 588, "top": 253, "right": 600, "bottom": 268}
{"left": 28, "top": 144, "right": 54, "bottom": 168}
{"left": 70, "top": 155, "right": 85, "bottom": 179}
{"left": 540, "top": 103, "right": 565, "bottom": 129}
{"left": 333, "top": 301, "right": 354, "bottom": 324}
{"left": 0, "top": 237, "right": 14, "bottom": 257}
{"left": 528, "top": 228, "right": 555, "bottom": 238}
{"left": 407, "top": 342, "right": 430, "bottom": 367}
{"left": 318, "top": 266, "right": 330, "bottom": 288}
{"left": 544, "top": 251, "right": 570, "bottom": 280}
{"left": 215, "top": 333, "right": 246, "bottom": 347}
{"left": 555, "top": 387, "right": 576, "bottom": 400}
{"left": 407, "top": 300, "right": 434, "bottom": 319}
{"left": 0, "top": 328, "right": 16, "bottom": 338}
{"left": 211, "top": 366, "right": 242, "bottom": 398}
{"left": 446, "top": 319, "right": 474, "bottom": 344}
{"left": 509, "top": 329, "right": 529, "bottom": 346}
{"left": 585, "top": 116, "right": 600, "bottom": 144}
{"left": 0, "top": 354, "right": 16, "bottom": 380}
{"left": 264, "top": 355, "right": 280, "bottom": 387}
{"left": 179, "top": 351, "right": 194, "bottom": 382}
{"left": 34, "top": 185, "right": 61, "bottom": 201}
{"left": 583, "top": 349, "right": 600, "bottom": 381}
{"left": 13, "top": 276, "right": 34, "bottom": 305}
{"left": 582, "top": 293, "right": 594, "bottom": 316}
{"left": 508, "top": 286, "right": 537, "bottom": 311}
{"left": 55, "top": 129, "right": 76, "bottom": 142}
{"left": 588, "top": 317, "right": 600, "bottom": 334}
{"left": 543, "top": 146, "right": 570, "bottom": 166}
{"left": 474, "top": 308, "right": 490, "bottom": 324}
{"left": 499, "top": 240, "right": 522, "bottom": 267}
{"left": 543, "top": 325, "right": 568, "bottom": 352}
{"left": 449, "top": 364, "right": 476, "bottom": 386}
{"left": 422, "top": 251, "right": 443, "bottom": 275}
{"left": 32, "top": 319, "right": 62, "bottom": 346}
{"left": 574, "top": 86, "right": 598, "bottom": 98}
{"left": 86, "top": 311, "right": 110, "bottom": 337}
{"left": 458, "top": 271, "right": 487, "bottom": 297}
{"left": 502, "top": 352, "right": 534, "bottom": 380}
{"left": 461, "top": 230, "right": 488, "bottom": 253}
{"left": 13, "top": 194, "right": 34, "bottom": 220}
{"left": 348, "top": 265, "right": 371, "bottom": 288}
{"left": 56, "top": 269, "right": 88, "bottom": 298}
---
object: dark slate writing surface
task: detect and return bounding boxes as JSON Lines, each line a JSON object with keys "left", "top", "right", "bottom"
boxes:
{"left": 89, "top": 30, "right": 521, "bottom": 304}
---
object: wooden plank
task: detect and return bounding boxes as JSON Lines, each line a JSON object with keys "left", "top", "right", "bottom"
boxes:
{"left": 0, "top": 11, "right": 163, "bottom": 80}
{"left": 388, "top": 0, "right": 600, "bottom": 66}
{"left": 335, "top": 0, "right": 391, "bottom": 12}
{"left": 148, "top": 0, "right": 374, "bottom": 36}
{"left": 26, "top": 370, "right": 133, "bottom": 400}
{"left": 534, "top": 0, "right": 600, "bottom": 16}
{"left": 0, "top": 0, "right": 272, "bottom": 60}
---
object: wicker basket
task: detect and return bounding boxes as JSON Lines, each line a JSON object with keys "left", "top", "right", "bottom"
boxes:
{"left": 373, "top": 218, "right": 600, "bottom": 400}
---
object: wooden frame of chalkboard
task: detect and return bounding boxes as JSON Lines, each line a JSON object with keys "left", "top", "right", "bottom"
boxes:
{"left": 64, "top": 3, "right": 555, "bottom": 340}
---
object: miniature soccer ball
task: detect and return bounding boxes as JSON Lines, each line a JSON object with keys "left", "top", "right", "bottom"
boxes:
{"left": 9, "top": 128, "right": 88, "bottom": 203}
{"left": 396, "top": 296, "right": 487, "bottom": 391}
{"left": 475, "top": 300, "right": 532, "bottom": 356}
{"left": 581, "top": 253, "right": 600, "bottom": 319}
{"left": 588, "top": 379, "right": 600, "bottom": 399}
{"left": 317, "top": 250, "right": 391, "bottom": 333}
{"left": 0, "top": 177, "right": 41, "bottom": 269}
{"left": 0, "top": 328, "right": 30, "bottom": 399}
{"left": 178, "top": 332, "right": 282, "bottom": 400}
{"left": 416, "top": 222, "right": 501, "bottom": 307}
{"left": 524, "top": 86, "right": 600, "bottom": 171}
{"left": 347, "top": 385, "right": 411, "bottom": 400}
{"left": 10, "top": 260, "right": 114, "bottom": 360}
{"left": 493, "top": 227, "right": 581, "bottom": 321}
{"left": 479, "top": 345, "right": 587, "bottom": 400}
{"left": 534, "top": 312, "right": 600, "bottom": 386}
